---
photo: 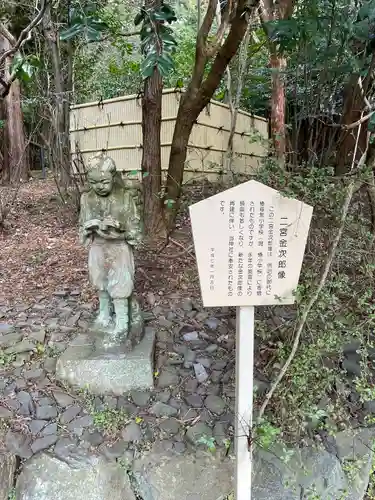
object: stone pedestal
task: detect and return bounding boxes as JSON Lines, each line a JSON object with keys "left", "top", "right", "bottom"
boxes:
{"left": 56, "top": 328, "right": 155, "bottom": 395}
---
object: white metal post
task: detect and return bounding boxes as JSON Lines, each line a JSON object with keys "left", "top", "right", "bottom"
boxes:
{"left": 235, "top": 305, "right": 255, "bottom": 500}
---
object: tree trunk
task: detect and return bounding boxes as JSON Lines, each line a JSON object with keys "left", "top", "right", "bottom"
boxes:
{"left": 140, "top": 0, "right": 166, "bottom": 240}
{"left": 336, "top": 74, "right": 367, "bottom": 175}
{"left": 43, "top": 7, "right": 70, "bottom": 189}
{"left": 0, "top": 34, "right": 28, "bottom": 184}
{"left": 164, "top": 92, "right": 197, "bottom": 215}
{"left": 141, "top": 66, "right": 167, "bottom": 238}
{"left": 270, "top": 47, "right": 286, "bottom": 162}
{"left": 164, "top": 0, "right": 255, "bottom": 229}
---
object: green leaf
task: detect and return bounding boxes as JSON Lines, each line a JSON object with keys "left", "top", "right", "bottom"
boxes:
{"left": 60, "top": 23, "right": 84, "bottom": 41}
{"left": 134, "top": 9, "right": 146, "bottom": 26}
{"left": 142, "top": 172, "right": 150, "bottom": 178}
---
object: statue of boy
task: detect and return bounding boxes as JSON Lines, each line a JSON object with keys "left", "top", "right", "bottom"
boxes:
{"left": 79, "top": 153, "right": 143, "bottom": 348}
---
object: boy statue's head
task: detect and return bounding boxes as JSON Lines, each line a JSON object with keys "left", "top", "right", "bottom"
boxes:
{"left": 87, "top": 153, "right": 117, "bottom": 197}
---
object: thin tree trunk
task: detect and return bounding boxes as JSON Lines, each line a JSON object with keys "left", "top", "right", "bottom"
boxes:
{"left": 141, "top": 65, "right": 166, "bottom": 238}
{"left": 336, "top": 74, "right": 367, "bottom": 175}
{"left": 44, "top": 7, "right": 70, "bottom": 189}
{"left": 164, "top": 0, "right": 256, "bottom": 229}
{"left": 270, "top": 46, "right": 286, "bottom": 162}
{"left": 0, "top": 34, "right": 28, "bottom": 183}
{"left": 224, "top": 24, "right": 251, "bottom": 182}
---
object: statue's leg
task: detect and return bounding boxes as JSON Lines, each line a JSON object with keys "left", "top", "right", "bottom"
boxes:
{"left": 113, "top": 298, "right": 129, "bottom": 336}
{"left": 88, "top": 240, "right": 112, "bottom": 328}
{"left": 95, "top": 291, "right": 112, "bottom": 328}
{"left": 107, "top": 242, "right": 134, "bottom": 341}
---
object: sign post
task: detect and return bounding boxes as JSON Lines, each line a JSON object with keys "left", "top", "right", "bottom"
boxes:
{"left": 189, "top": 180, "right": 313, "bottom": 500}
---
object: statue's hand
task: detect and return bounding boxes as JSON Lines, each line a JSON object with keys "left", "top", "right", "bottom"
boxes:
{"left": 83, "top": 219, "right": 100, "bottom": 231}
{"left": 102, "top": 216, "right": 121, "bottom": 230}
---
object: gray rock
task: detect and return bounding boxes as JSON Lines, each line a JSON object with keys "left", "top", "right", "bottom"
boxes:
{"left": 213, "top": 422, "right": 228, "bottom": 446}
{"left": 155, "top": 390, "right": 171, "bottom": 404}
{"left": 99, "top": 440, "right": 128, "bottom": 460}
{"left": 185, "top": 394, "right": 203, "bottom": 408}
{"left": 31, "top": 434, "right": 59, "bottom": 454}
{"left": 193, "top": 363, "right": 209, "bottom": 383}
{"left": 342, "top": 358, "right": 362, "bottom": 377}
{"left": 121, "top": 422, "right": 142, "bottom": 442}
{"left": 82, "top": 430, "right": 104, "bottom": 446}
{"left": 133, "top": 451, "right": 233, "bottom": 500}
{"left": 16, "top": 452, "right": 136, "bottom": 500}
{"left": 196, "top": 357, "right": 211, "bottom": 369}
{"left": 205, "top": 344, "right": 218, "bottom": 353}
{"left": 16, "top": 391, "right": 33, "bottom": 416}
{"left": 44, "top": 357, "right": 57, "bottom": 373}
{"left": 0, "top": 323, "right": 14, "bottom": 334}
{"left": 29, "top": 329, "right": 46, "bottom": 344}
{"left": 0, "top": 453, "right": 16, "bottom": 500}
{"left": 0, "top": 406, "right": 12, "bottom": 418}
{"left": 0, "top": 332, "right": 22, "bottom": 348}
{"left": 205, "top": 318, "right": 220, "bottom": 330}
{"left": 343, "top": 340, "right": 361, "bottom": 354}
{"left": 68, "top": 415, "right": 93, "bottom": 435}
{"left": 150, "top": 402, "right": 178, "bottom": 417}
{"left": 5, "top": 430, "right": 32, "bottom": 459}
{"left": 159, "top": 317, "right": 173, "bottom": 329}
{"left": 184, "top": 379, "right": 198, "bottom": 393}
{"left": 157, "top": 369, "right": 179, "bottom": 388}
{"left": 185, "top": 422, "right": 212, "bottom": 446}
{"left": 183, "top": 331, "right": 199, "bottom": 341}
{"left": 131, "top": 390, "right": 150, "bottom": 407}
{"left": 334, "top": 427, "right": 375, "bottom": 498}
{"left": 56, "top": 329, "right": 155, "bottom": 395}
{"left": 159, "top": 418, "right": 180, "bottom": 436}
{"left": 36, "top": 404, "right": 57, "bottom": 420}
{"left": 52, "top": 391, "right": 75, "bottom": 407}
{"left": 103, "top": 396, "right": 117, "bottom": 409}
{"left": 53, "top": 437, "right": 80, "bottom": 464}
{"left": 42, "top": 423, "right": 58, "bottom": 436}
{"left": 5, "top": 340, "right": 35, "bottom": 354}
{"left": 29, "top": 420, "right": 47, "bottom": 435}
{"left": 173, "top": 441, "right": 186, "bottom": 454}
{"left": 254, "top": 378, "right": 270, "bottom": 396}
{"left": 23, "top": 368, "right": 44, "bottom": 379}
{"left": 60, "top": 405, "right": 82, "bottom": 424}
{"left": 363, "top": 400, "right": 375, "bottom": 413}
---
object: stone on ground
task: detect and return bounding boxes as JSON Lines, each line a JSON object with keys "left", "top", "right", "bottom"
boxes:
{"left": 16, "top": 453, "right": 136, "bottom": 500}
{"left": 56, "top": 329, "right": 155, "bottom": 395}
{"left": 132, "top": 450, "right": 233, "bottom": 500}
{"left": 0, "top": 452, "right": 16, "bottom": 500}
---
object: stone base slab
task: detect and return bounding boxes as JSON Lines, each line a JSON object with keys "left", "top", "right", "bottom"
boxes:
{"left": 56, "top": 328, "right": 155, "bottom": 395}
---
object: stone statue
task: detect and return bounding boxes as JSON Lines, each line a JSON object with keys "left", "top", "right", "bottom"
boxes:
{"left": 79, "top": 153, "right": 144, "bottom": 349}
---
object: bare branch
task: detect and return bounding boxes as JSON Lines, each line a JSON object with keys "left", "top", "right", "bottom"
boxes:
{"left": 0, "top": 0, "right": 49, "bottom": 97}
{"left": 197, "top": 0, "right": 218, "bottom": 54}
{"left": 328, "top": 110, "right": 375, "bottom": 130}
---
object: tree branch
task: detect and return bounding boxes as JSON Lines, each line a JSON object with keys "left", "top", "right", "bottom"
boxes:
{"left": 199, "top": 0, "right": 259, "bottom": 102}
{"left": 0, "top": 0, "right": 49, "bottom": 97}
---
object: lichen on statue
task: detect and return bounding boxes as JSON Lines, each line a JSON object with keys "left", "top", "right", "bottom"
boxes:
{"left": 79, "top": 152, "right": 144, "bottom": 349}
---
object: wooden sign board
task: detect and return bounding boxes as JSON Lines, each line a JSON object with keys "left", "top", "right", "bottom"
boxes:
{"left": 189, "top": 180, "right": 313, "bottom": 307}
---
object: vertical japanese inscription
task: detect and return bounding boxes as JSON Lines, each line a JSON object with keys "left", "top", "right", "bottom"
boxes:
{"left": 209, "top": 247, "right": 215, "bottom": 291}
{"left": 278, "top": 216, "right": 288, "bottom": 279}
{"left": 228, "top": 200, "right": 235, "bottom": 297}
{"left": 237, "top": 201, "right": 245, "bottom": 297}
{"left": 247, "top": 201, "right": 255, "bottom": 296}
{"left": 266, "top": 205, "right": 275, "bottom": 295}
{"left": 256, "top": 201, "right": 265, "bottom": 296}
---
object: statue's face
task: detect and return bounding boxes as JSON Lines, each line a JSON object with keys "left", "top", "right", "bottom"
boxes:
{"left": 88, "top": 170, "right": 114, "bottom": 197}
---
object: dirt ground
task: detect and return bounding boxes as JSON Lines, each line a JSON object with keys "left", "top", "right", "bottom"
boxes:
{"left": 0, "top": 177, "right": 212, "bottom": 309}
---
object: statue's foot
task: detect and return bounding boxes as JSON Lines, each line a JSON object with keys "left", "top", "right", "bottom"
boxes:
{"left": 101, "top": 325, "right": 128, "bottom": 349}
{"left": 94, "top": 314, "right": 112, "bottom": 330}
